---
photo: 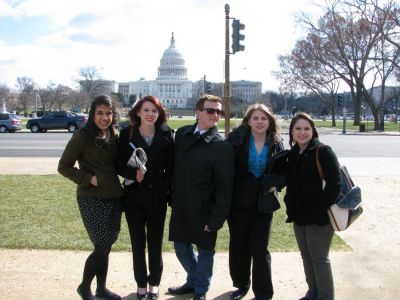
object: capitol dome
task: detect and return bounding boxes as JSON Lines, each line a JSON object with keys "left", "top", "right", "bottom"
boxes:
{"left": 157, "top": 32, "right": 188, "bottom": 80}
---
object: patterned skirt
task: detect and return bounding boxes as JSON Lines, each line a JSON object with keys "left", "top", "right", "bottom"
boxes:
{"left": 77, "top": 195, "right": 122, "bottom": 247}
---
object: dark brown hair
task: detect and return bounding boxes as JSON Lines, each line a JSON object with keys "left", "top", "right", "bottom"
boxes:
{"left": 289, "top": 112, "right": 319, "bottom": 147}
{"left": 128, "top": 95, "right": 168, "bottom": 127}
{"left": 195, "top": 94, "right": 223, "bottom": 111}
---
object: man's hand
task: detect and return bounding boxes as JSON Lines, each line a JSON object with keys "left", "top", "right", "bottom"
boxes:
{"left": 136, "top": 169, "right": 145, "bottom": 182}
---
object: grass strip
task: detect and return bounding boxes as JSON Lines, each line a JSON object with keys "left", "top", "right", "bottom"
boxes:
{"left": 0, "top": 175, "right": 350, "bottom": 252}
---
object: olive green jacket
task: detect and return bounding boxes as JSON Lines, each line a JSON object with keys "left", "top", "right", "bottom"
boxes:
{"left": 58, "top": 128, "right": 123, "bottom": 199}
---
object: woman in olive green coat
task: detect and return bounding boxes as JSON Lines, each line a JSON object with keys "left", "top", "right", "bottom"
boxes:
{"left": 58, "top": 95, "right": 123, "bottom": 300}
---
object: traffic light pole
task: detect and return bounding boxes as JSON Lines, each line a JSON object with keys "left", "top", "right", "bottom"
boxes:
{"left": 342, "top": 95, "right": 347, "bottom": 134}
{"left": 224, "top": 3, "right": 231, "bottom": 137}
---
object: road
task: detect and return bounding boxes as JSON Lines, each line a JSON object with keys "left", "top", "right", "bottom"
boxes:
{"left": 0, "top": 131, "right": 399, "bottom": 157}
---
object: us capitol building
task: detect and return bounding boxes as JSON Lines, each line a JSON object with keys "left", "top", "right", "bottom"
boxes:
{"left": 118, "top": 33, "right": 262, "bottom": 109}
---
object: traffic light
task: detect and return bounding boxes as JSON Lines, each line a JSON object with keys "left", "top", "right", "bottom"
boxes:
{"left": 204, "top": 81, "right": 211, "bottom": 93}
{"left": 232, "top": 19, "right": 245, "bottom": 53}
{"left": 337, "top": 95, "right": 343, "bottom": 107}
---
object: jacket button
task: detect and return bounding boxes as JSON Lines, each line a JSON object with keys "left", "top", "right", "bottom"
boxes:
{"left": 148, "top": 184, "right": 153, "bottom": 188}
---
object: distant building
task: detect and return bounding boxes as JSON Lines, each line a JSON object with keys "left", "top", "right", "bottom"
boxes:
{"left": 119, "top": 33, "right": 192, "bottom": 108}
{"left": 231, "top": 80, "right": 262, "bottom": 103}
{"left": 118, "top": 33, "right": 262, "bottom": 108}
{"left": 369, "top": 86, "right": 400, "bottom": 104}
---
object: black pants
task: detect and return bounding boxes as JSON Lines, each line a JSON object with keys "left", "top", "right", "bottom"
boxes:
{"left": 228, "top": 206, "right": 273, "bottom": 299}
{"left": 125, "top": 203, "right": 167, "bottom": 288}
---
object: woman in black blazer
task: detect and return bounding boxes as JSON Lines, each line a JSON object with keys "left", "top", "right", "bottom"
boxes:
{"left": 116, "top": 96, "right": 174, "bottom": 300}
{"left": 227, "top": 104, "right": 285, "bottom": 300}
{"left": 283, "top": 112, "right": 341, "bottom": 300}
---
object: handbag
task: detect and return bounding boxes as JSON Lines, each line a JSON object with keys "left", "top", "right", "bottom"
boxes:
{"left": 258, "top": 189, "right": 281, "bottom": 213}
{"left": 257, "top": 150, "right": 289, "bottom": 214}
{"left": 316, "top": 145, "right": 363, "bottom": 231}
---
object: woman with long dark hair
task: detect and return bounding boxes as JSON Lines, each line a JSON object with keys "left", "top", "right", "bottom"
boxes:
{"left": 58, "top": 95, "right": 123, "bottom": 300}
{"left": 116, "top": 95, "right": 174, "bottom": 300}
{"left": 227, "top": 104, "right": 285, "bottom": 300}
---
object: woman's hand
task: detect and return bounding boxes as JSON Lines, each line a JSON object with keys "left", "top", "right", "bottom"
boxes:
{"left": 136, "top": 169, "right": 145, "bottom": 182}
{"left": 90, "top": 176, "right": 98, "bottom": 186}
{"left": 268, "top": 186, "right": 277, "bottom": 192}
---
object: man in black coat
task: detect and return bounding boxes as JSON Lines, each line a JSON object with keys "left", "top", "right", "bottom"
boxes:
{"left": 168, "top": 95, "right": 234, "bottom": 300}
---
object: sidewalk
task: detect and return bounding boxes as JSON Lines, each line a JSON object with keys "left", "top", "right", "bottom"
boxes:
{"left": 1, "top": 161, "right": 400, "bottom": 299}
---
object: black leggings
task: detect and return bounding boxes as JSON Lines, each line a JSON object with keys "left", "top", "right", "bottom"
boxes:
{"left": 80, "top": 245, "right": 112, "bottom": 291}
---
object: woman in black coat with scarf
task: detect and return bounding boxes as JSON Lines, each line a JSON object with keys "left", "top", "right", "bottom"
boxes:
{"left": 116, "top": 96, "right": 174, "bottom": 300}
{"left": 227, "top": 104, "right": 285, "bottom": 300}
{"left": 280, "top": 112, "right": 341, "bottom": 300}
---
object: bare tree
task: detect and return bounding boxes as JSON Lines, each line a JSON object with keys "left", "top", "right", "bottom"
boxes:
{"left": 68, "top": 90, "right": 89, "bottom": 111}
{"left": 274, "top": 42, "right": 341, "bottom": 126}
{"left": 75, "top": 66, "right": 109, "bottom": 112}
{"left": 15, "top": 77, "right": 34, "bottom": 116}
{"left": 295, "top": 0, "right": 400, "bottom": 129}
{"left": 54, "top": 85, "right": 73, "bottom": 111}
{"left": 346, "top": 0, "right": 400, "bottom": 129}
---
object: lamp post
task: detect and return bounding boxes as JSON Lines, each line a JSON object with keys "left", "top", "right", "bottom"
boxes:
{"left": 32, "top": 83, "right": 39, "bottom": 118}
{"left": 224, "top": 3, "right": 231, "bottom": 136}
{"left": 35, "top": 90, "right": 38, "bottom": 118}
{"left": 340, "top": 93, "right": 346, "bottom": 134}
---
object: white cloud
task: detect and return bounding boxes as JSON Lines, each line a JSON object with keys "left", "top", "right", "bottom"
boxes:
{"left": 0, "top": 0, "right": 320, "bottom": 91}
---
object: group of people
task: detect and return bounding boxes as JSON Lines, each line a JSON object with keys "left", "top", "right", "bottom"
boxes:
{"left": 58, "top": 93, "right": 341, "bottom": 300}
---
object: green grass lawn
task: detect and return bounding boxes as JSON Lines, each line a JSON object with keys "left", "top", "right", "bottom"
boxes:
{"left": 0, "top": 175, "right": 349, "bottom": 252}
{"left": 313, "top": 120, "right": 399, "bottom": 132}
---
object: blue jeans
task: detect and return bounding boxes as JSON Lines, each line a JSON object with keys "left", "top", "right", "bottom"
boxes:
{"left": 174, "top": 242, "right": 215, "bottom": 295}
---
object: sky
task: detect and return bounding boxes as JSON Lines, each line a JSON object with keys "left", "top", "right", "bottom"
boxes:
{"left": 0, "top": 0, "right": 321, "bottom": 92}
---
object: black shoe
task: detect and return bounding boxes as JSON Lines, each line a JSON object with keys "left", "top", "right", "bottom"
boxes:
{"left": 95, "top": 288, "right": 122, "bottom": 300}
{"left": 193, "top": 293, "right": 206, "bottom": 300}
{"left": 136, "top": 290, "right": 148, "bottom": 300}
{"left": 168, "top": 283, "right": 195, "bottom": 295}
{"left": 231, "top": 287, "right": 249, "bottom": 300}
{"left": 77, "top": 284, "right": 95, "bottom": 300}
{"left": 148, "top": 291, "right": 159, "bottom": 300}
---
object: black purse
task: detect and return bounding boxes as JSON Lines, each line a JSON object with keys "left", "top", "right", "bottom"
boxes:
{"left": 258, "top": 189, "right": 280, "bottom": 213}
{"left": 257, "top": 149, "right": 289, "bottom": 214}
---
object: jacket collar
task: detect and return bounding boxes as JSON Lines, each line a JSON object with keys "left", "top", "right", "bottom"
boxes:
{"left": 130, "top": 123, "right": 173, "bottom": 150}
{"left": 291, "top": 137, "right": 320, "bottom": 154}
{"left": 182, "top": 123, "right": 220, "bottom": 144}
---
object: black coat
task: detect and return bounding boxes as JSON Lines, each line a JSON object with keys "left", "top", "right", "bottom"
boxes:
{"left": 168, "top": 124, "right": 234, "bottom": 250}
{"left": 116, "top": 123, "right": 174, "bottom": 208}
{"left": 227, "top": 125, "right": 285, "bottom": 208}
{"left": 283, "top": 138, "right": 341, "bottom": 226}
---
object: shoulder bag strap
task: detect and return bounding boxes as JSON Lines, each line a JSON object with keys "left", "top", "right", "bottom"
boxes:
{"left": 316, "top": 145, "right": 324, "bottom": 180}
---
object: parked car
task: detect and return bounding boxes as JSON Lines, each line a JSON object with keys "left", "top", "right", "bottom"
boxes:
{"left": 26, "top": 111, "right": 87, "bottom": 133}
{"left": 0, "top": 112, "right": 23, "bottom": 133}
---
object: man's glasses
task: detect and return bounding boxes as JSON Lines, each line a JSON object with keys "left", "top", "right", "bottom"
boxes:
{"left": 201, "top": 108, "right": 223, "bottom": 116}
